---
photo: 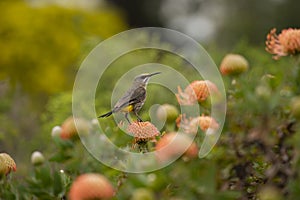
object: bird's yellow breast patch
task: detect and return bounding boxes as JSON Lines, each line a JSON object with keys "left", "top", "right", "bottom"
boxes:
{"left": 122, "top": 105, "right": 134, "bottom": 112}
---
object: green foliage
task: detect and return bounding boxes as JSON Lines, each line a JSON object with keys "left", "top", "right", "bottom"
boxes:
{"left": 41, "top": 92, "right": 73, "bottom": 132}
{"left": 3, "top": 43, "right": 299, "bottom": 199}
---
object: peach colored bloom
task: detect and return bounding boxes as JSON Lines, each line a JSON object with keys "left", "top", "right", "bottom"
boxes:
{"left": 127, "top": 121, "right": 159, "bottom": 142}
{"left": 69, "top": 173, "right": 115, "bottom": 200}
{"left": 176, "top": 114, "right": 219, "bottom": 134}
{"left": 0, "top": 153, "right": 16, "bottom": 176}
{"left": 155, "top": 133, "right": 198, "bottom": 162}
{"left": 198, "top": 115, "right": 219, "bottom": 131}
{"left": 176, "top": 80, "right": 218, "bottom": 105}
{"left": 266, "top": 28, "right": 300, "bottom": 60}
{"left": 176, "top": 114, "right": 200, "bottom": 134}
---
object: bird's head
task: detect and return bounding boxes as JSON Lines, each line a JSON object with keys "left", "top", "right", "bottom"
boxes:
{"left": 134, "top": 72, "right": 161, "bottom": 85}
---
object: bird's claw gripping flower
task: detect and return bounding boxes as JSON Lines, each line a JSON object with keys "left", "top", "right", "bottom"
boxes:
{"left": 176, "top": 80, "right": 218, "bottom": 105}
{"left": 266, "top": 28, "right": 300, "bottom": 60}
{"left": 0, "top": 153, "right": 16, "bottom": 176}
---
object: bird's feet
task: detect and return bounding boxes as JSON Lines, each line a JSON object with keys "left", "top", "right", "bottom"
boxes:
{"left": 125, "top": 113, "right": 131, "bottom": 124}
{"left": 137, "top": 118, "right": 143, "bottom": 122}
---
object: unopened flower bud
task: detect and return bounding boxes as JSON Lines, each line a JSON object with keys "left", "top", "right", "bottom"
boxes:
{"left": 61, "top": 117, "right": 90, "bottom": 140}
{"left": 31, "top": 151, "right": 45, "bottom": 166}
{"left": 51, "top": 126, "right": 62, "bottom": 138}
{"left": 220, "top": 54, "right": 249, "bottom": 75}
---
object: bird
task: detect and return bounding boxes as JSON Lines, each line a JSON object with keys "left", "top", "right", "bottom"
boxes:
{"left": 98, "top": 72, "right": 161, "bottom": 123}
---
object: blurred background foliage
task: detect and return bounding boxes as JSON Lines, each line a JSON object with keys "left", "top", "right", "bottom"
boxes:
{"left": 0, "top": 0, "right": 127, "bottom": 169}
{"left": 1, "top": 0, "right": 300, "bottom": 199}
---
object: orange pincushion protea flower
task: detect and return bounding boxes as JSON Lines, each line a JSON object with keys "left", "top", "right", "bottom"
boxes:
{"left": 198, "top": 115, "right": 219, "bottom": 131}
{"left": 127, "top": 121, "right": 159, "bottom": 142}
{"left": 176, "top": 80, "right": 218, "bottom": 105}
{"left": 266, "top": 28, "right": 300, "bottom": 60}
{"left": 155, "top": 133, "right": 198, "bottom": 162}
{"left": 176, "top": 114, "right": 219, "bottom": 134}
{"left": 176, "top": 114, "right": 200, "bottom": 134}
{"left": 186, "top": 80, "right": 210, "bottom": 102}
{"left": 69, "top": 173, "right": 115, "bottom": 200}
{"left": 0, "top": 153, "right": 16, "bottom": 176}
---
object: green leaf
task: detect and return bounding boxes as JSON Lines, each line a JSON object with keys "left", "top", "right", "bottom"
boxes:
{"left": 53, "top": 171, "right": 63, "bottom": 196}
{"left": 34, "top": 167, "right": 52, "bottom": 188}
{"left": 49, "top": 152, "right": 72, "bottom": 163}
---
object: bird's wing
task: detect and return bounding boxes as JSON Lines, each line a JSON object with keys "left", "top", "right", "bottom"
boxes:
{"left": 113, "top": 87, "right": 146, "bottom": 112}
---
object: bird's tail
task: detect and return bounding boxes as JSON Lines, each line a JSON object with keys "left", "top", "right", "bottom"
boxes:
{"left": 98, "top": 111, "right": 113, "bottom": 118}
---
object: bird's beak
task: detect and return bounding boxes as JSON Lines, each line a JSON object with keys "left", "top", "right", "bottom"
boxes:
{"left": 149, "top": 72, "right": 161, "bottom": 77}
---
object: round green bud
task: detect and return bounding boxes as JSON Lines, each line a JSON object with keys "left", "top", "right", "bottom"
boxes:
{"left": 131, "top": 188, "right": 155, "bottom": 200}
{"left": 156, "top": 104, "right": 179, "bottom": 123}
